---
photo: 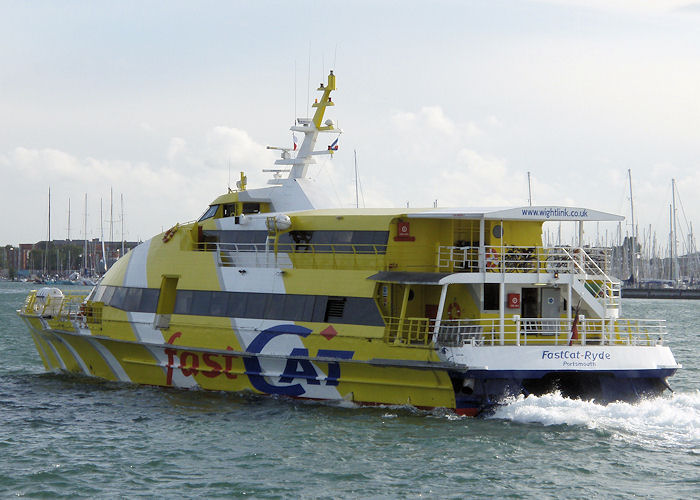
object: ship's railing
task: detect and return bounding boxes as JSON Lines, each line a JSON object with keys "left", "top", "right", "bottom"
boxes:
{"left": 195, "top": 241, "right": 387, "bottom": 269}
{"left": 384, "top": 317, "right": 432, "bottom": 346}
{"left": 20, "top": 290, "right": 94, "bottom": 323}
{"left": 437, "top": 245, "right": 611, "bottom": 275}
{"left": 383, "top": 314, "right": 666, "bottom": 347}
{"left": 432, "top": 316, "right": 666, "bottom": 347}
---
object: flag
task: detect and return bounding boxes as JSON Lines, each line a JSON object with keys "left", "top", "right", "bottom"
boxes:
{"left": 569, "top": 301, "right": 581, "bottom": 346}
{"left": 328, "top": 137, "right": 339, "bottom": 151}
{"left": 569, "top": 318, "right": 578, "bottom": 346}
{"left": 293, "top": 133, "right": 298, "bottom": 151}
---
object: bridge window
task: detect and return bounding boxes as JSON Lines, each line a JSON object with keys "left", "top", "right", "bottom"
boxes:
{"left": 198, "top": 205, "right": 219, "bottom": 222}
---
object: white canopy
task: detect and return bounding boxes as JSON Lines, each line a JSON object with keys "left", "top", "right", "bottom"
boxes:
{"left": 406, "top": 206, "right": 624, "bottom": 222}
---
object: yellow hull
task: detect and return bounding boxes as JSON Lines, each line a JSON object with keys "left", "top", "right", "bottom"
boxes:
{"left": 20, "top": 312, "right": 458, "bottom": 411}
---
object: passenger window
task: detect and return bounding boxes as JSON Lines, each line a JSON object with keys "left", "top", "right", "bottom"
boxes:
{"left": 191, "top": 291, "right": 212, "bottom": 315}
{"left": 123, "top": 288, "right": 143, "bottom": 311}
{"left": 174, "top": 290, "right": 194, "bottom": 314}
{"left": 139, "top": 289, "right": 160, "bottom": 313}
{"left": 110, "top": 287, "right": 127, "bottom": 309}
{"left": 226, "top": 292, "right": 247, "bottom": 317}
{"left": 209, "top": 292, "right": 228, "bottom": 316}
{"left": 101, "top": 286, "right": 115, "bottom": 305}
{"left": 242, "top": 203, "right": 260, "bottom": 214}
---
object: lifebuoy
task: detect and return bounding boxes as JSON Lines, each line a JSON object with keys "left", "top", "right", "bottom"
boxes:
{"left": 447, "top": 301, "right": 461, "bottom": 319}
{"left": 485, "top": 247, "right": 499, "bottom": 269}
{"left": 162, "top": 225, "right": 179, "bottom": 243}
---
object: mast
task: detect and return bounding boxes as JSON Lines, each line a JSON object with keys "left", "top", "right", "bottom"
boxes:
{"left": 354, "top": 150, "right": 359, "bottom": 209}
{"left": 672, "top": 179, "right": 678, "bottom": 282}
{"left": 669, "top": 204, "right": 674, "bottom": 281}
{"left": 110, "top": 187, "right": 114, "bottom": 257}
{"left": 44, "top": 187, "right": 51, "bottom": 275}
{"left": 628, "top": 169, "right": 636, "bottom": 283}
{"left": 527, "top": 171, "right": 532, "bottom": 206}
{"left": 83, "top": 194, "right": 88, "bottom": 275}
{"left": 67, "top": 197, "right": 71, "bottom": 272}
{"left": 121, "top": 193, "right": 125, "bottom": 257}
{"left": 101, "top": 198, "right": 108, "bottom": 273}
{"left": 270, "top": 71, "right": 341, "bottom": 180}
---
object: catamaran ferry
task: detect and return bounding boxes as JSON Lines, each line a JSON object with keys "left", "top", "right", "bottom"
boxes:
{"left": 18, "top": 72, "right": 679, "bottom": 415}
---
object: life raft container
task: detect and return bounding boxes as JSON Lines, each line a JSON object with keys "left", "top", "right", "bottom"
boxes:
{"left": 162, "top": 224, "right": 179, "bottom": 243}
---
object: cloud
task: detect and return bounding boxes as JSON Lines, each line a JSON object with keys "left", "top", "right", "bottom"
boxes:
{"left": 391, "top": 106, "right": 481, "bottom": 140}
{"left": 0, "top": 127, "right": 277, "bottom": 245}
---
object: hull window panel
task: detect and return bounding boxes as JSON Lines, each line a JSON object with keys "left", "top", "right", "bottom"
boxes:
{"left": 191, "top": 291, "right": 213, "bottom": 316}
{"left": 101, "top": 286, "right": 116, "bottom": 306}
{"left": 174, "top": 290, "right": 194, "bottom": 314}
{"left": 122, "top": 288, "right": 143, "bottom": 312}
{"left": 226, "top": 292, "right": 247, "bottom": 317}
{"left": 139, "top": 288, "right": 160, "bottom": 313}
{"left": 110, "top": 287, "right": 128, "bottom": 310}
{"left": 209, "top": 292, "right": 228, "bottom": 316}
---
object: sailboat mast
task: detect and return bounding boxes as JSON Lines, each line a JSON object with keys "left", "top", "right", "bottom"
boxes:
{"left": 83, "top": 194, "right": 88, "bottom": 274}
{"left": 121, "top": 193, "right": 125, "bottom": 257}
{"left": 669, "top": 204, "right": 674, "bottom": 281}
{"left": 44, "top": 187, "right": 50, "bottom": 275}
{"left": 110, "top": 187, "right": 114, "bottom": 253}
{"left": 354, "top": 150, "right": 359, "bottom": 209}
{"left": 628, "top": 169, "right": 636, "bottom": 282}
{"left": 672, "top": 179, "right": 678, "bottom": 281}
{"left": 67, "top": 197, "right": 71, "bottom": 272}
{"left": 101, "top": 198, "right": 108, "bottom": 273}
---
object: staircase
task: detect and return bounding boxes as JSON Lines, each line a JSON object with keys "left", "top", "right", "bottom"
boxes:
{"left": 564, "top": 248, "right": 621, "bottom": 319}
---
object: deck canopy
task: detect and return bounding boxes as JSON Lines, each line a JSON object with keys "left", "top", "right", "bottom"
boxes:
{"left": 367, "top": 271, "right": 451, "bottom": 284}
{"left": 406, "top": 206, "right": 624, "bottom": 222}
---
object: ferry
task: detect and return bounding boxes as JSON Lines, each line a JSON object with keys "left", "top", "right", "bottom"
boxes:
{"left": 18, "top": 72, "right": 680, "bottom": 415}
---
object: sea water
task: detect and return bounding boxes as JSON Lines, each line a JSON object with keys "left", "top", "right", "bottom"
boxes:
{"left": 1, "top": 281, "right": 698, "bottom": 498}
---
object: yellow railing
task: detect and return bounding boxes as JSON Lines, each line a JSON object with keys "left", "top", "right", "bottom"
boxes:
{"left": 384, "top": 317, "right": 432, "bottom": 346}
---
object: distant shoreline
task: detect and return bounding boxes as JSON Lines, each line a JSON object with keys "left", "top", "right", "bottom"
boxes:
{"left": 622, "top": 288, "right": 700, "bottom": 300}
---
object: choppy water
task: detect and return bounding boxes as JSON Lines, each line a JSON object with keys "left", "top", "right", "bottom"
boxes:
{"left": 1, "top": 281, "right": 698, "bottom": 498}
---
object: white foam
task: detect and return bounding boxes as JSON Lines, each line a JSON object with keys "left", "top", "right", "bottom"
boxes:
{"left": 490, "top": 390, "right": 700, "bottom": 449}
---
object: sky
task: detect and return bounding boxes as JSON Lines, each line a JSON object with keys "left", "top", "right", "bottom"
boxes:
{"left": 2, "top": 0, "right": 700, "bottom": 255}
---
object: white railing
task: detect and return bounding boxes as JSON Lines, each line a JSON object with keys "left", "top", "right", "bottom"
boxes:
{"left": 21, "top": 291, "right": 88, "bottom": 320}
{"left": 437, "top": 245, "right": 611, "bottom": 275}
{"left": 195, "top": 241, "right": 387, "bottom": 269}
{"left": 431, "top": 316, "right": 666, "bottom": 347}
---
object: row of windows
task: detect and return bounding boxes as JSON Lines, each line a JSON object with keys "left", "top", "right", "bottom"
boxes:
{"left": 204, "top": 230, "right": 268, "bottom": 244}
{"left": 92, "top": 285, "right": 161, "bottom": 313}
{"left": 91, "top": 286, "right": 384, "bottom": 326}
{"left": 278, "top": 230, "right": 389, "bottom": 254}
{"left": 198, "top": 203, "right": 263, "bottom": 222}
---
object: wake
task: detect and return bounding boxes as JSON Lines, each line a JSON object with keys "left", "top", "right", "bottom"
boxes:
{"left": 490, "top": 390, "right": 700, "bottom": 450}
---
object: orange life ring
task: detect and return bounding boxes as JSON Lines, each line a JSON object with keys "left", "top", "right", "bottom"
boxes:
{"left": 162, "top": 225, "right": 179, "bottom": 243}
{"left": 447, "top": 301, "right": 461, "bottom": 320}
{"left": 485, "top": 247, "right": 499, "bottom": 269}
